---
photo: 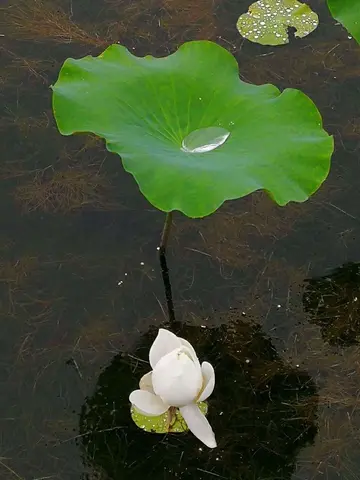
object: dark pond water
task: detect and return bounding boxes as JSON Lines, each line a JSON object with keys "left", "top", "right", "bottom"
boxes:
{"left": 1, "top": 0, "right": 360, "bottom": 478}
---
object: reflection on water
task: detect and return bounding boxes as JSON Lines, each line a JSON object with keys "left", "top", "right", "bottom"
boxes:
{"left": 304, "top": 262, "right": 360, "bottom": 346}
{"left": 80, "top": 321, "right": 317, "bottom": 479}
{"left": 1, "top": 0, "right": 360, "bottom": 479}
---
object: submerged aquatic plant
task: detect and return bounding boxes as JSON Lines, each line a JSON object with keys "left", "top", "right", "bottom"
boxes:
{"left": 5, "top": 0, "right": 106, "bottom": 46}
{"left": 14, "top": 168, "right": 111, "bottom": 213}
{"left": 236, "top": 0, "right": 319, "bottom": 46}
{"left": 129, "top": 328, "right": 216, "bottom": 448}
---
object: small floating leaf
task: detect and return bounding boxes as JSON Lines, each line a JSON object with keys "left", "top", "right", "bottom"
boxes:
{"left": 327, "top": 0, "right": 360, "bottom": 44}
{"left": 237, "top": 0, "right": 319, "bottom": 46}
{"left": 131, "top": 403, "right": 208, "bottom": 434}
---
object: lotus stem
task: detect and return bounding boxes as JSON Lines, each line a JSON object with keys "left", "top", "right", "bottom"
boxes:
{"left": 159, "top": 212, "right": 175, "bottom": 324}
{"left": 160, "top": 211, "right": 173, "bottom": 251}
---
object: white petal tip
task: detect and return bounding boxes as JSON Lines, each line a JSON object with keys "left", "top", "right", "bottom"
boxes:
{"left": 149, "top": 329, "right": 182, "bottom": 369}
{"left": 206, "top": 438, "right": 217, "bottom": 449}
{"left": 180, "top": 404, "right": 217, "bottom": 449}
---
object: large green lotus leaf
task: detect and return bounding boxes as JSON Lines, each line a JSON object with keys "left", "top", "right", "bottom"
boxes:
{"left": 237, "top": 0, "right": 319, "bottom": 46}
{"left": 52, "top": 41, "right": 333, "bottom": 218}
{"left": 327, "top": 0, "right": 360, "bottom": 44}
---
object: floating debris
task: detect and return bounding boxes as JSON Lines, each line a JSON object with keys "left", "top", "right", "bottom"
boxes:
{"left": 236, "top": 0, "right": 319, "bottom": 46}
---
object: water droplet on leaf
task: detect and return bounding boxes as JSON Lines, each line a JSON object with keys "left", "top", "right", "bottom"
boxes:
{"left": 236, "top": 0, "right": 319, "bottom": 46}
{"left": 181, "top": 127, "right": 230, "bottom": 154}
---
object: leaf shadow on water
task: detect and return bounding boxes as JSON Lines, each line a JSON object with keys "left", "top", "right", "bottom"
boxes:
{"left": 304, "top": 262, "right": 360, "bottom": 347}
{"left": 79, "top": 320, "right": 318, "bottom": 480}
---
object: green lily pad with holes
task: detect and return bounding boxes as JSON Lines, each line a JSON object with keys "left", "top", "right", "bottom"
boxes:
{"left": 236, "top": 0, "right": 319, "bottom": 46}
{"left": 52, "top": 41, "right": 333, "bottom": 218}
{"left": 131, "top": 402, "right": 208, "bottom": 434}
{"left": 327, "top": 0, "right": 360, "bottom": 44}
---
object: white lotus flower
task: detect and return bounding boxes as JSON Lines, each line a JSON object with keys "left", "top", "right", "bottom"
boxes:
{"left": 129, "top": 328, "right": 216, "bottom": 448}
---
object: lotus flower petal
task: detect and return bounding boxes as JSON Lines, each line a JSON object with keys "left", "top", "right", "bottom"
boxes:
{"left": 139, "top": 371, "right": 154, "bottom": 393}
{"left": 180, "top": 404, "right": 217, "bottom": 448}
{"left": 129, "top": 389, "right": 169, "bottom": 416}
{"left": 149, "top": 328, "right": 182, "bottom": 369}
{"left": 198, "top": 362, "right": 215, "bottom": 402}
{"left": 152, "top": 347, "right": 203, "bottom": 406}
{"left": 179, "top": 337, "right": 201, "bottom": 369}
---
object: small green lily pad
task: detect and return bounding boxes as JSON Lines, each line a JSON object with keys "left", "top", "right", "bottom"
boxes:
{"left": 237, "top": 0, "right": 319, "bottom": 46}
{"left": 131, "top": 403, "right": 208, "bottom": 434}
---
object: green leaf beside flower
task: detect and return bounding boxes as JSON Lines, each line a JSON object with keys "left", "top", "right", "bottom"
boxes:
{"left": 131, "top": 402, "right": 208, "bottom": 434}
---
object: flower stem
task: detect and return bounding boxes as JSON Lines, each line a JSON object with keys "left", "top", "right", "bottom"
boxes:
{"left": 160, "top": 211, "right": 173, "bottom": 251}
{"left": 159, "top": 212, "right": 175, "bottom": 324}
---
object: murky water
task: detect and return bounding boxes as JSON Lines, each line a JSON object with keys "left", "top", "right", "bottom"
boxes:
{"left": 1, "top": 0, "right": 360, "bottom": 478}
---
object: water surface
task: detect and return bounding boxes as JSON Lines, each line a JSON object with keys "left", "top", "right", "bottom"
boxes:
{"left": 1, "top": 0, "right": 360, "bottom": 478}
